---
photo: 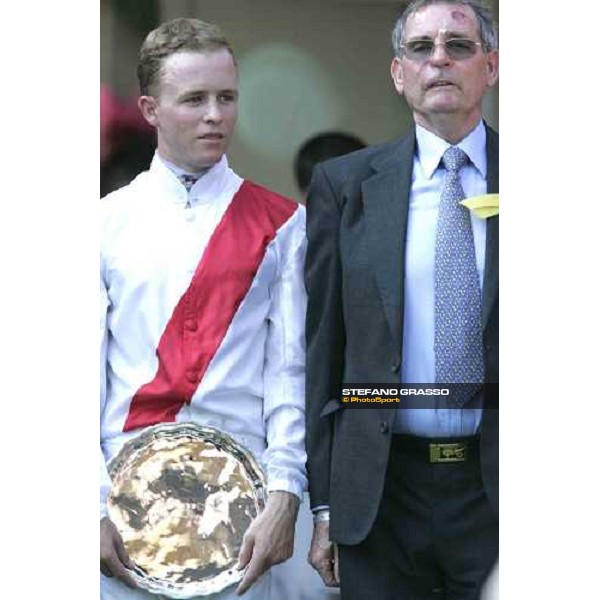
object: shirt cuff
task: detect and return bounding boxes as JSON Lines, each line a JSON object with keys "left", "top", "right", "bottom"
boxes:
{"left": 313, "top": 509, "right": 330, "bottom": 523}
{"left": 267, "top": 477, "right": 305, "bottom": 501}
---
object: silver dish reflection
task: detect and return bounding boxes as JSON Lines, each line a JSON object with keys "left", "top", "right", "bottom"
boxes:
{"left": 107, "top": 423, "right": 267, "bottom": 598}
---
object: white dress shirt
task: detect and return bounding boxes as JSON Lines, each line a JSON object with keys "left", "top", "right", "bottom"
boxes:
{"left": 100, "top": 153, "right": 307, "bottom": 519}
{"left": 394, "top": 121, "right": 488, "bottom": 436}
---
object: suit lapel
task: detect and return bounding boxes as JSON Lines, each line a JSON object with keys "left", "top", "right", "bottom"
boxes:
{"left": 482, "top": 126, "right": 499, "bottom": 328}
{"left": 362, "top": 134, "right": 415, "bottom": 351}
{"left": 359, "top": 125, "right": 497, "bottom": 351}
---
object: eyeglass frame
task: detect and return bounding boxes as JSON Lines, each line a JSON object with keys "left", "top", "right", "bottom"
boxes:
{"left": 398, "top": 37, "right": 484, "bottom": 62}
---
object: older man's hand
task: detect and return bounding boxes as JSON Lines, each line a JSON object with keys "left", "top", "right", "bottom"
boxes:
{"left": 236, "top": 490, "right": 300, "bottom": 595}
{"left": 309, "top": 520, "right": 340, "bottom": 587}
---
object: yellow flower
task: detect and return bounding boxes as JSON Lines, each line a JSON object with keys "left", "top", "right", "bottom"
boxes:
{"left": 460, "top": 194, "right": 499, "bottom": 219}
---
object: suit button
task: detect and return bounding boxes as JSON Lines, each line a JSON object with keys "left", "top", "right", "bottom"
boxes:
{"left": 380, "top": 421, "right": 389, "bottom": 434}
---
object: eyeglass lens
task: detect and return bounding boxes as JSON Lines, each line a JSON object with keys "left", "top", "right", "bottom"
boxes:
{"left": 403, "top": 39, "right": 479, "bottom": 60}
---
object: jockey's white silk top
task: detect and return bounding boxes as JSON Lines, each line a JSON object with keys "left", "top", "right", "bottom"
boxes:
{"left": 100, "top": 154, "right": 307, "bottom": 518}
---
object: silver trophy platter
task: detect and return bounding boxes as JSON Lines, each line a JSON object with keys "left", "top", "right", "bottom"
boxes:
{"left": 107, "top": 422, "right": 267, "bottom": 598}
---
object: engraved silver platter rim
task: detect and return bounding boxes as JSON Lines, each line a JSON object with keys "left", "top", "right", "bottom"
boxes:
{"left": 107, "top": 422, "right": 267, "bottom": 598}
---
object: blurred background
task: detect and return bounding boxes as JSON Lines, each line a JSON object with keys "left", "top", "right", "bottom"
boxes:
{"left": 100, "top": 0, "right": 499, "bottom": 200}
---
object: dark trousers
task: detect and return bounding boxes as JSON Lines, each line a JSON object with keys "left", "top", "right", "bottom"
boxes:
{"left": 338, "top": 435, "right": 498, "bottom": 600}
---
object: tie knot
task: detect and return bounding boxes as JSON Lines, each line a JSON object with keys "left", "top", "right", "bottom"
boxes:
{"left": 178, "top": 173, "right": 200, "bottom": 192}
{"left": 442, "top": 146, "right": 469, "bottom": 173}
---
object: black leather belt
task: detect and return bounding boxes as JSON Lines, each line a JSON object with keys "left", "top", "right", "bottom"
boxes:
{"left": 391, "top": 434, "right": 479, "bottom": 463}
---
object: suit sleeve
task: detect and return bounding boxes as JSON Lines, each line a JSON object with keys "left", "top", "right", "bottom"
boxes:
{"left": 305, "top": 164, "right": 345, "bottom": 509}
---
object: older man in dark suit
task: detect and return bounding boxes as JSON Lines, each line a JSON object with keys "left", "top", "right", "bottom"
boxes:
{"left": 305, "top": 1, "right": 499, "bottom": 599}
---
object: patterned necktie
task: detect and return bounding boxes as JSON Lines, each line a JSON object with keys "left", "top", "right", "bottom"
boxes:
{"left": 434, "top": 146, "right": 484, "bottom": 406}
{"left": 178, "top": 173, "right": 200, "bottom": 192}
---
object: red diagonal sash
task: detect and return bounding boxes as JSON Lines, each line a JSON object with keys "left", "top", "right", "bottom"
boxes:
{"left": 123, "top": 181, "right": 297, "bottom": 432}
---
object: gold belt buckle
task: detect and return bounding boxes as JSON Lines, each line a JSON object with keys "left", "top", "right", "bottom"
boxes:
{"left": 429, "top": 442, "right": 467, "bottom": 463}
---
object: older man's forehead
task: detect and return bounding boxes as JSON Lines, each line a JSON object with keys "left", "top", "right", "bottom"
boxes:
{"left": 407, "top": 3, "right": 478, "bottom": 37}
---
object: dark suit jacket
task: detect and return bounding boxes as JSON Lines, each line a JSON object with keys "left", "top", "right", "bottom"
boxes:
{"left": 305, "top": 125, "right": 498, "bottom": 546}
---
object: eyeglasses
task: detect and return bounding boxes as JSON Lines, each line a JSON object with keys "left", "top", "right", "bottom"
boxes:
{"left": 400, "top": 38, "right": 483, "bottom": 62}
